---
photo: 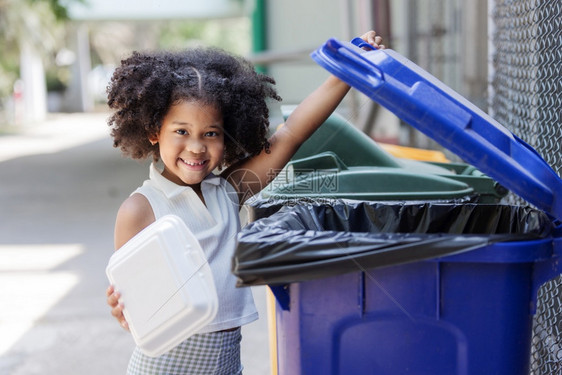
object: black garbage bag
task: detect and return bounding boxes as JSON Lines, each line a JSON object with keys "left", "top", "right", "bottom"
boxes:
{"left": 233, "top": 201, "right": 553, "bottom": 286}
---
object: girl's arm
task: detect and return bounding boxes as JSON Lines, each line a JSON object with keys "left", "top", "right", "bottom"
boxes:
{"left": 106, "top": 193, "right": 156, "bottom": 330}
{"left": 113, "top": 194, "right": 156, "bottom": 250}
{"left": 224, "top": 31, "right": 383, "bottom": 203}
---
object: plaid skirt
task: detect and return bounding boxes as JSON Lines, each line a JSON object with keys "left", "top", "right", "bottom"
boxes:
{"left": 127, "top": 328, "right": 243, "bottom": 375}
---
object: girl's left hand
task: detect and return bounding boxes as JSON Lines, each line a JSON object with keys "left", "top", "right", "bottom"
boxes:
{"left": 106, "top": 285, "right": 129, "bottom": 331}
{"left": 360, "top": 30, "right": 385, "bottom": 49}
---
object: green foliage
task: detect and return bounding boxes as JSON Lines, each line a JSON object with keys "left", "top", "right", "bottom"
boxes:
{"left": 27, "top": 0, "right": 87, "bottom": 20}
{"left": 158, "top": 18, "right": 251, "bottom": 56}
{"left": 0, "top": 51, "right": 19, "bottom": 98}
{"left": 45, "top": 68, "right": 69, "bottom": 92}
{"left": 0, "top": 0, "right": 79, "bottom": 108}
{"left": 29, "top": 0, "right": 67, "bottom": 20}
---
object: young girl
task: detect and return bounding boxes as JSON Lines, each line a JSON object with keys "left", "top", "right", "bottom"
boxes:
{"left": 106, "top": 31, "right": 383, "bottom": 374}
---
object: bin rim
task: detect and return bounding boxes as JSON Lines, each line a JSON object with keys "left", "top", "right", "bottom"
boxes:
{"left": 311, "top": 38, "right": 562, "bottom": 222}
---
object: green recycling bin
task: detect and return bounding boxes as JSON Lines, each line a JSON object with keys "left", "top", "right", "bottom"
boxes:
{"left": 247, "top": 109, "right": 507, "bottom": 222}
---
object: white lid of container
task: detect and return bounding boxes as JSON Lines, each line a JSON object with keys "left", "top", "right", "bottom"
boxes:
{"left": 106, "top": 215, "right": 218, "bottom": 357}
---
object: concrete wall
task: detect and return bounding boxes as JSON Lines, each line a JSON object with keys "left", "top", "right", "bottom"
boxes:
{"left": 265, "top": 1, "right": 347, "bottom": 106}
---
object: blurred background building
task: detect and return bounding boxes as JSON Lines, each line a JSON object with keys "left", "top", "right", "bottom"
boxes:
{"left": 1, "top": 0, "right": 490, "bottom": 151}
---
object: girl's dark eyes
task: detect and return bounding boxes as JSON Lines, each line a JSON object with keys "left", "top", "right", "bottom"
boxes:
{"left": 174, "top": 130, "right": 220, "bottom": 137}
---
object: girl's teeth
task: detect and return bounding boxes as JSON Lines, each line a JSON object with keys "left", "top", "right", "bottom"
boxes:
{"left": 185, "top": 160, "right": 204, "bottom": 166}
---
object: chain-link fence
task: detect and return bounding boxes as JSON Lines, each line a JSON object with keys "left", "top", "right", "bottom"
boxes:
{"left": 395, "top": 0, "right": 561, "bottom": 372}
{"left": 490, "top": 1, "right": 562, "bottom": 373}
{"left": 490, "top": 0, "right": 562, "bottom": 179}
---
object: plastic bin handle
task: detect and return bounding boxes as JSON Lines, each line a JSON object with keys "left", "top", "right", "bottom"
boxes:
{"left": 350, "top": 37, "right": 378, "bottom": 51}
{"left": 311, "top": 38, "right": 386, "bottom": 92}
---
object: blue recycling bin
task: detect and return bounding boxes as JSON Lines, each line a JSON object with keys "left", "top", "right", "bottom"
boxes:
{"left": 234, "top": 38, "right": 562, "bottom": 375}
{"left": 236, "top": 201, "right": 559, "bottom": 375}
{"left": 268, "top": 233, "right": 560, "bottom": 375}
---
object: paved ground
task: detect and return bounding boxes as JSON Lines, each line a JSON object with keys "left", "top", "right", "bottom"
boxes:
{"left": 0, "top": 113, "right": 272, "bottom": 374}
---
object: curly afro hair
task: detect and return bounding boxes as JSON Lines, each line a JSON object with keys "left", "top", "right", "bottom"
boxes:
{"left": 107, "top": 47, "right": 281, "bottom": 166}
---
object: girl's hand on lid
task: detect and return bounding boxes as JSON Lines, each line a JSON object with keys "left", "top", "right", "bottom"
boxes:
{"left": 360, "top": 30, "right": 385, "bottom": 49}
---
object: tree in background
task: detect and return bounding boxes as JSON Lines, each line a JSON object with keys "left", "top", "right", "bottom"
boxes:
{"left": 1, "top": 1, "right": 250, "bottom": 122}
{"left": 86, "top": 17, "right": 250, "bottom": 105}
{"left": 0, "top": 0, "right": 80, "bottom": 125}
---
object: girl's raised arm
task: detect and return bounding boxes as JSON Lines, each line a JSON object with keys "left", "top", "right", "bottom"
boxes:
{"left": 224, "top": 31, "right": 383, "bottom": 203}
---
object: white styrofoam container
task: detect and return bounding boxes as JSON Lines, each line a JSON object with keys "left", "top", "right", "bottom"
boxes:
{"left": 106, "top": 214, "right": 218, "bottom": 357}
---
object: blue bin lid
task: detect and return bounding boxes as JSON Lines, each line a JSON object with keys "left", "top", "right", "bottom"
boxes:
{"left": 311, "top": 38, "right": 562, "bottom": 222}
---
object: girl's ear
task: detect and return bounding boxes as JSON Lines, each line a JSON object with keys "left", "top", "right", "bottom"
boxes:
{"left": 149, "top": 135, "right": 158, "bottom": 145}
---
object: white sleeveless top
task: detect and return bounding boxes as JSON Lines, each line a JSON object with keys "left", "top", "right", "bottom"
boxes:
{"left": 133, "top": 163, "right": 258, "bottom": 333}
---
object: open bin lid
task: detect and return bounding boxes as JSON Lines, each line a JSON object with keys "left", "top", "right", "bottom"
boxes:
{"left": 311, "top": 38, "right": 562, "bottom": 222}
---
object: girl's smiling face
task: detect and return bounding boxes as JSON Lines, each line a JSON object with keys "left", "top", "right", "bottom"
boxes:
{"left": 152, "top": 100, "right": 225, "bottom": 188}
